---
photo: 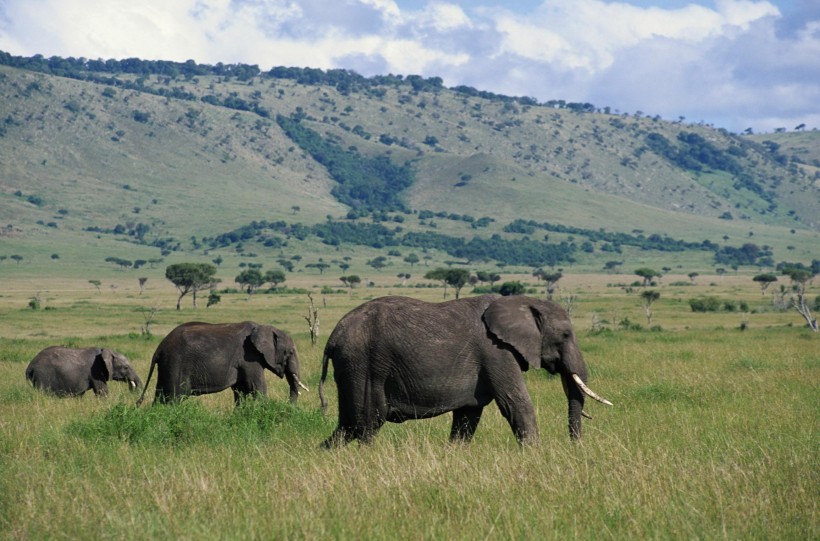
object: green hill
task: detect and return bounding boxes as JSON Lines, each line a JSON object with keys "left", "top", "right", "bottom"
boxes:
{"left": 0, "top": 54, "right": 817, "bottom": 280}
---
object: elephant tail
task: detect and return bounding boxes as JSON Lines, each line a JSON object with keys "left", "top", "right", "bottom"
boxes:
{"left": 25, "top": 366, "right": 35, "bottom": 386}
{"left": 135, "top": 350, "right": 160, "bottom": 407}
{"left": 319, "top": 352, "right": 330, "bottom": 415}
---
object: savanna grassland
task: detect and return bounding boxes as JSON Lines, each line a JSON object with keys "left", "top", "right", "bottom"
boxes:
{"left": 0, "top": 273, "right": 816, "bottom": 540}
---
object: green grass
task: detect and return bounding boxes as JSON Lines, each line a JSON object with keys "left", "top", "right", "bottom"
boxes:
{"left": 0, "top": 278, "right": 816, "bottom": 539}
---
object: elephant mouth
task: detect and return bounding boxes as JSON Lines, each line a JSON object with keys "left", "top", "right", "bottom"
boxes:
{"left": 571, "top": 373, "right": 613, "bottom": 406}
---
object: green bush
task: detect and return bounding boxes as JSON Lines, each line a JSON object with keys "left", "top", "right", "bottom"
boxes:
{"left": 689, "top": 296, "right": 722, "bottom": 312}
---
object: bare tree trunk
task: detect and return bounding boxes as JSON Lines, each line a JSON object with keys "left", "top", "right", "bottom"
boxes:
{"left": 792, "top": 294, "right": 818, "bottom": 332}
{"left": 304, "top": 293, "right": 320, "bottom": 345}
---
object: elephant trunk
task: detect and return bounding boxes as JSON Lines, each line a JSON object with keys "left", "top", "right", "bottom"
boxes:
{"left": 561, "top": 373, "right": 585, "bottom": 440}
{"left": 129, "top": 373, "right": 142, "bottom": 392}
{"left": 284, "top": 355, "right": 308, "bottom": 404}
{"left": 559, "top": 339, "right": 613, "bottom": 439}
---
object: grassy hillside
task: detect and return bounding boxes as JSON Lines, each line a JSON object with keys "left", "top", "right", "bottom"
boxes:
{"left": 0, "top": 56, "right": 817, "bottom": 282}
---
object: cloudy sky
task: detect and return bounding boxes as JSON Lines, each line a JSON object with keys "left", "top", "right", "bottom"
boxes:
{"left": 0, "top": 0, "right": 817, "bottom": 133}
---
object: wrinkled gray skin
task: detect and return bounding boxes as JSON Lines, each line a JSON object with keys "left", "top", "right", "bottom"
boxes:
{"left": 320, "top": 295, "right": 603, "bottom": 446}
{"left": 137, "top": 321, "right": 303, "bottom": 406}
{"left": 26, "top": 346, "right": 141, "bottom": 397}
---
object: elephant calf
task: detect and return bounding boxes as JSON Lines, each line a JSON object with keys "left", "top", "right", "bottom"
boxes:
{"left": 319, "top": 294, "right": 612, "bottom": 447}
{"left": 26, "top": 346, "right": 142, "bottom": 397}
{"left": 137, "top": 321, "right": 307, "bottom": 405}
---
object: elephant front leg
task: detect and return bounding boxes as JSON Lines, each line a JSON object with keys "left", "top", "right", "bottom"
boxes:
{"left": 487, "top": 371, "right": 540, "bottom": 445}
{"left": 321, "top": 426, "right": 357, "bottom": 448}
{"left": 90, "top": 381, "right": 109, "bottom": 397}
{"left": 233, "top": 367, "right": 268, "bottom": 405}
{"left": 450, "top": 406, "right": 484, "bottom": 443}
{"left": 496, "top": 398, "right": 540, "bottom": 445}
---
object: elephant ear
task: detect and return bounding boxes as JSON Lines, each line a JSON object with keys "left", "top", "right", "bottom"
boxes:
{"left": 91, "top": 349, "right": 113, "bottom": 381}
{"left": 250, "top": 325, "right": 277, "bottom": 368}
{"left": 483, "top": 296, "right": 543, "bottom": 370}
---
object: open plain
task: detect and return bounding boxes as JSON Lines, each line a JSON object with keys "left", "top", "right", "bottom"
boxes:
{"left": 0, "top": 272, "right": 816, "bottom": 539}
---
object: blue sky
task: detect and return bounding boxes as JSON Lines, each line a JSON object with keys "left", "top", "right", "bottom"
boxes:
{"left": 0, "top": 0, "right": 817, "bottom": 133}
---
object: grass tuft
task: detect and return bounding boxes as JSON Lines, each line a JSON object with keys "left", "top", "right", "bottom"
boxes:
{"left": 65, "top": 398, "right": 329, "bottom": 447}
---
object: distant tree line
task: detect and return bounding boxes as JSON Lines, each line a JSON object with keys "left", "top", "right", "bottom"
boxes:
{"left": 0, "top": 51, "right": 599, "bottom": 113}
{"left": 0, "top": 51, "right": 260, "bottom": 81}
{"left": 201, "top": 219, "right": 579, "bottom": 268}
{"left": 504, "top": 219, "right": 710, "bottom": 252}
{"left": 503, "top": 219, "right": 778, "bottom": 268}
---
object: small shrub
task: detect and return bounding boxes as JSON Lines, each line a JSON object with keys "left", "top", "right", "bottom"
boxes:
{"left": 132, "top": 110, "right": 151, "bottom": 123}
{"left": 27, "top": 195, "right": 45, "bottom": 206}
{"left": 618, "top": 318, "right": 643, "bottom": 331}
{"left": 689, "top": 296, "right": 722, "bottom": 312}
{"left": 498, "top": 281, "right": 525, "bottom": 296}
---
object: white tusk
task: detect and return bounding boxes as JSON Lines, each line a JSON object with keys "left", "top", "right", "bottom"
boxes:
{"left": 298, "top": 380, "right": 309, "bottom": 392}
{"left": 571, "top": 373, "right": 613, "bottom": 406}
{"left": 582, "top": 410, "right": 593, "bottom": 419}
{"left": 130, "top": 381, "right": 137, "bottom": 389}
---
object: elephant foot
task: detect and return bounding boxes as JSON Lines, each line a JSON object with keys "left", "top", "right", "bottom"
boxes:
{"left": 321, "top": 428, "right": 352, "bottom": 449}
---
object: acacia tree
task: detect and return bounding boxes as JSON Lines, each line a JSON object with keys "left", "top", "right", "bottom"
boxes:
{"left": 640, "top": 290, "right": 661, "bottom": 326}
{"left": 753, "top": 273, "right": 778, "bottom": 295}
{"left": 425, "top": 268, "right": 470, "bottom": 299}
{"left": 635, "top": 268, "right": 661, "bottom": 287}
{"left": 533, "top": 269, "right": 562, "bottom": 299}
{"left": 403, "top": 253, "right": 420, "bottom": 268}
{"left": 235, "top": 269, "right": 264, "bottom": 296}
{"left": 263, "top": 269, "right": 286, "bottom": 289}
{"left": 306, "top": 262, "right": 330, "bottom": 274}
{"left": 340, "top": 275, "right": 361, "bottom": 289}
{"left": 166, "top": 263, "right": 218, "bottom": 310}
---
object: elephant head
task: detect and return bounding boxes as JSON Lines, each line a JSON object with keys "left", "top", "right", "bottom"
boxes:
{"left": 92, "top": 349, "right": 142, "bottom": 391}
{"left": 250, "top": 324, "right": 308, "bottom": 402}
{"left": 483, "top": 295, "right": 612, "bottom": 439}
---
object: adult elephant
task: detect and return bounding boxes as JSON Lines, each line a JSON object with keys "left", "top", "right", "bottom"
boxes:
{"left": 26, "top": 346, "right": 141, "bottom": 397}
{"left": 136, "top": 321, "right": 307, "bottom": 406}
{"left": 319, "top": 295, "right": 611, "bottom": 447}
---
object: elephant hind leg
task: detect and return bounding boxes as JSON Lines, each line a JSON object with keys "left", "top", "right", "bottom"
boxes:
{"left": 322, "top": 411, "right": 385, "bottom": 448}
{"left": 450, "top": 406, "right": 484, "bottom": 443}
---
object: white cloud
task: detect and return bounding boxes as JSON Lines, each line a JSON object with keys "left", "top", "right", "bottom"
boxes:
{"left": 486, "top": 0, "right": 781, "bottom": 72}
{"left": 415, "top": 2, "right": 472, "bottom": 32}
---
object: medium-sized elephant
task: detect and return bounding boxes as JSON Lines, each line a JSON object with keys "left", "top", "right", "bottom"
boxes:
{"left": 319, "top": 295, "right": 612, "bottom": 447}
{"left": 137, "top": 321, "right": 307, "bottom": 406}
{"left": 25, "top": 346, "right": 142, "bottom": 397}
